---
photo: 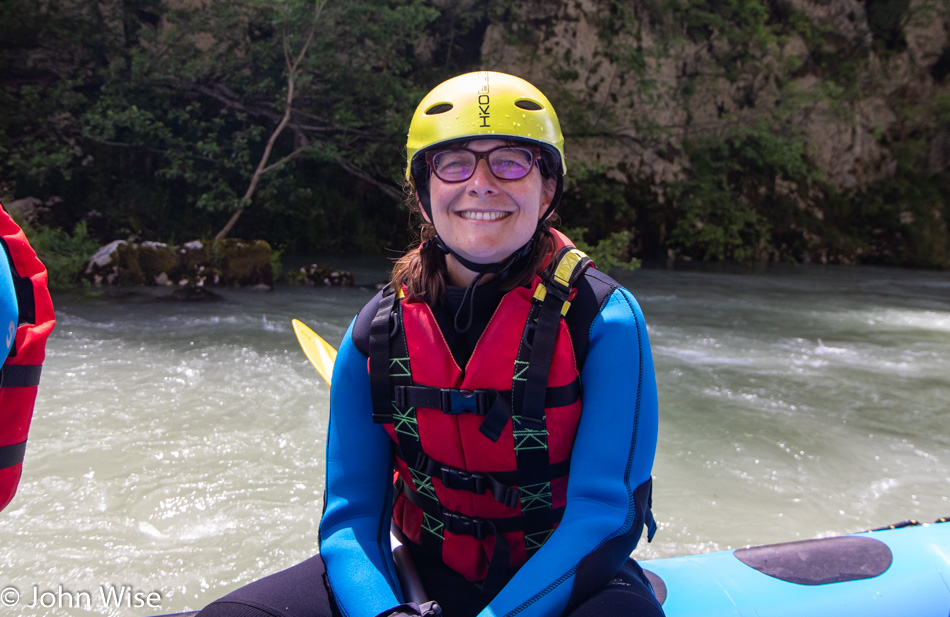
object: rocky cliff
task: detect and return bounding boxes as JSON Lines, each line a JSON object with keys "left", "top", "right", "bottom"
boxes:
{"left": 474, "top": 0, "right": 950, "bottom": 265}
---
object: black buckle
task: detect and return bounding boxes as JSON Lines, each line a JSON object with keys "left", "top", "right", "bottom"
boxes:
{"left": 440, "top": 388, "right": 487, "bottom": 415}
{"left": 439, "top": 466, "right": 520, "bottom": 509}
{"left": 443, "top": 512, "right": 489, "bottom": 540}
{"left": 440, "top": 466, "right": 486, "bottom": 494}
{"left": 547, "top": 281, "right": 572, "bottom": 302}
{"left": 499, "top": 487, "right": 520, "bottom": 510}
{"left": 394, "top": 386, "right": 407, "bottom": 409}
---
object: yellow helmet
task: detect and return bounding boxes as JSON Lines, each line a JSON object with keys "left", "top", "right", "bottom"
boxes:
{"left": 405, "top": 71, "right": 566, "bottom": 185}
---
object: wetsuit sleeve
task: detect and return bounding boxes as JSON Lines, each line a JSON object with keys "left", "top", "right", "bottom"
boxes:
{"left": 319, "top": 317, "right": 404, "bottom": 617}
{"left": 1, "top": 249, "right": 16, "bottom": 358}
{"left": 477, "top": 286, "right": 659, "bottom": 617}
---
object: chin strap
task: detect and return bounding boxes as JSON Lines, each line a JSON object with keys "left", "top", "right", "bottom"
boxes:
{"left": 428, "top": 234, "right": 534, "bottom": 333}
{"left": 431, "top": 234, "right": 532, "bottom": 276}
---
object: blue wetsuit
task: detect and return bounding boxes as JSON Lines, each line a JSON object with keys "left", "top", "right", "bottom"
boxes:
{"left": 198, "top": 272, "right": 662, "bottom": 617}
{"left": 1, "top": 251, "right": 16, "bottom": 358}
{"left": 320, "top": 271, "right": 660, "bottom": 617}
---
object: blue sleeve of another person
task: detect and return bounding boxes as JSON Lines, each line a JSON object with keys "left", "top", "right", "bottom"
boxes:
{"left": 318, "top": 318, "right": 404, "bottom": 617}
{"left": 478, "top": 286, "right": 659, "bottom": 617}
{"left": 1, "top": 251, "right": 17, "bottom": 358}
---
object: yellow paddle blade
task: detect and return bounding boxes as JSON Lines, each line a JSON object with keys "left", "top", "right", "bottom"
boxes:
{"left": 292, "top": 318, "right": 338, "bottom": 387}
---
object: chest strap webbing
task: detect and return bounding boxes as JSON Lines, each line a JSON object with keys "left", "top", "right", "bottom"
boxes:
{"left": 395, "top": 477, "right": 567, "bottom": 539}
{"left": 396, "top": 448, "right": 572, "bottom": 509}
{"left": 389, "top": 375, "right": 580, "bottom": 442}
{"left": 510, "top": 247, "right": 592, "bottom": 569}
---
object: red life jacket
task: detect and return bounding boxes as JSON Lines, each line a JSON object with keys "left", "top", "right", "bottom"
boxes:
{"left": 369, "top": 236, "right": 592, "bottom": 590}
{"left": 0, "top": 203, "right": 55, "bottom": 512}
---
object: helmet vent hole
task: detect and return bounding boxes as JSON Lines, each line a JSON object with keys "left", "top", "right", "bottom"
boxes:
{"left": 515, "top": 99, "right": 544, "bottom": 111}
{"left": 425, "top": 103, "right": 454, "bottom": 115}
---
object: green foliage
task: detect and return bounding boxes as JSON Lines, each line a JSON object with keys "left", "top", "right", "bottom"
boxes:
{"left": 562, "top": 162, "right": 637, "bottom": 236}
{"left": 1, "top": 0, "right": 437, "bottom": 244}
{"left": 561, "top": 226, "right": 641, "bottom": 273}
{"left": 269, "top": 245, "right": 284, "bottom": 283}
{"left": 668, "top": 172, "right": 772, "bottom": 262}
{"left": 557, "top": 162, "right": 653, "bottom": 271}
{"left": 16, "top": 220, "right": 100, "bottom": 290}
{"left": 669, "top": 0, "right": 787, "bottom": 80}
{"left": 866, "top": 0, "right": 910, "bottom": 54}
{"left": 678, "top": 0, "right": 778, "bottom": 48}
{"left": 850, "top": 134, "right": 950, "bottom": 268}
{"left": 668, "top": 123, "right": 815, "bottom": 262}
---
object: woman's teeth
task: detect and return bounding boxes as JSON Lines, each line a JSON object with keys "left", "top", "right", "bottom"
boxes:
{"left": 459, "top": 211, "right": 510, "bottom": 221}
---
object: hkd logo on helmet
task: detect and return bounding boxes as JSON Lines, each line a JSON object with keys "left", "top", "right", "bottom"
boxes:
{"left": 478, "top": 74, "right": 490, "bottom": 128}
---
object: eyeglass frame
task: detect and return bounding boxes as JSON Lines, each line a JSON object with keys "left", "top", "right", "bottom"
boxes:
{"left": 424, "top": 145, "right": 541, "bottom": 184}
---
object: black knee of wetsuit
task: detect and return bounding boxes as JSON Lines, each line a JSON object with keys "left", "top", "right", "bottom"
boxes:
{"left": 196, "top": 554, "right": 340, "bottom": 617}
{"left": 566, "top": 559, "right": 665, "bottom": 617}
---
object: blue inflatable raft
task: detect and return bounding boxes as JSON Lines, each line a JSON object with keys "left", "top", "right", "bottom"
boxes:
{"left": 641, "top": 519, "right": 950, "bottom": 617}
{"left": 154, "top": 519, "right": 949, "bottom": 616}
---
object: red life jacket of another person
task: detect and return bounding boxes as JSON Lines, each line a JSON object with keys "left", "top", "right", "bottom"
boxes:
{"left": 0, "top": 203, "right": 55, "bottom": 512}
{"left": 368, "top": 233, "right": 592, "bottom": 591}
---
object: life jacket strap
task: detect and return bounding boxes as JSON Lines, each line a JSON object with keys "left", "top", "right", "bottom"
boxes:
{"left": 403, "top": 450, "right": 568, "bottom": 510}
{"left": 646, "top": 507, "right": 657, "bottom": 542}
{"left": 397, "top": 478, "right": 566, "bottom": 536}
{"left": 412, "top": 450, "right": 513, "bottom": 503}
{"left": 389, "top": 377, "right": 581, "bottom": 442}
{"left": 0, "top": 440, "right": 26, "bottom": 470}
{"left": 395, "top": 474, "right": 566, "bottom": 594}
{"left": 0, "top": 364, "right": 42, "bottom": 388}
{"left": 508, "top": 246, "right": 592, "bottom": 560}
{"left": 644, "top": 477, "right": 657, "bottom": 542}
{"left": 395, "top": 385, "right": 496, "bottom": 416}
{"left": 369, "top": 286, "right": 398, "bottom": 424}
{"left": 441, "top": 467, "right": 519, "bottom": 510}
{"left": 521, "top": 247, "right": 591, "bottom": 428}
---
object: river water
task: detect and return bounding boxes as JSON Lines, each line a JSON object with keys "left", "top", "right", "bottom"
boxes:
{"left": 0, "top": 260, "right": 947, "bottom": 616}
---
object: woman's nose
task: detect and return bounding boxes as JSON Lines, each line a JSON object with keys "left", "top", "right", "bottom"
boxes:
{"left": 467, "top": 159, "right": 499, "bottom": 194}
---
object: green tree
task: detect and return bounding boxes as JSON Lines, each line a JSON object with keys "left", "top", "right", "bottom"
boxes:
{"left": 667, "top": 123, "right": 816, "bottom": 262}
{"left": 92, "top": 0, "right": 438, "bottom": 240}
{"left": 2, "top": 0, "right": 439, "bottom": 247}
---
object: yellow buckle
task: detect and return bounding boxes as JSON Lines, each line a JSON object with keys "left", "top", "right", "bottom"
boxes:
{"left": 533, "top": 284, "right": 546, "bottom": 303}
{"left": 533, "top": 283, "right": 571, "bottom": 316}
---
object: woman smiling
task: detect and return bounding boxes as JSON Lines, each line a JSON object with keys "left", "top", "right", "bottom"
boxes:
{"left": 198, "top": 71, "right": 664, "bottom": 617}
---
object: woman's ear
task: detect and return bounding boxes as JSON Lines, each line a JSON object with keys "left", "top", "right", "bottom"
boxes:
{"left": 417, "top": 194, "right": 432, "bottom": 224}
{"left": 539, "top": 178, "right": 557, "bottom": 219}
